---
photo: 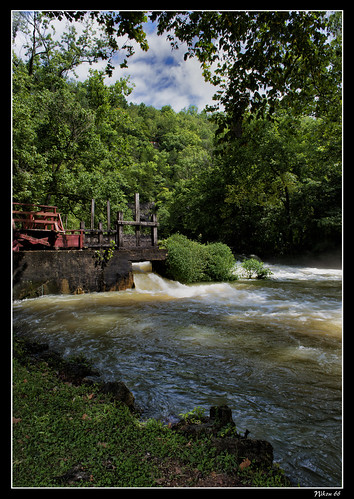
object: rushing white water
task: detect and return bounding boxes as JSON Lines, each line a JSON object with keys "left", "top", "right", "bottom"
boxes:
{"left": 265, "top": 263, "right": 342, "bottom": 282}
{"left": 13, "top": 261, "right": 342, "bottom": 487}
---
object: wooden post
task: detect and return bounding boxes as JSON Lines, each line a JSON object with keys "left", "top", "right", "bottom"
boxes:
{"left": 80, "top": 221, "right": 85, "bottom": 249}
{"left": 151, "top": 213, "right": 157, "bottom": 246}
{"left": 134, "top": 193, "right": 140, "bottom": 247}
{"left": 91, "top": 199, "right": 95, "bottom": 229}
{"left": 134, "top": 193, "right": 140, "bottom": 222}
{"left": 117, "top": 211, "right": 124, "bottom": 248}
{"left": 98, "top": 221, "right": 103, "bottom": 245}
{"left": 107, "top": 200, "right": 111, "bottom": 231}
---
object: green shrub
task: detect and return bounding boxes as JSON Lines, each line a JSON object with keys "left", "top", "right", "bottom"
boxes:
{"left": 162, "top": 234, "right": 207, "bottom": 283}
{"left": 204, "top": 242, "right": 237, "bottom": 282}
{"left": 240, "top": 258, "right": 273, "bottom": 279}
{"left": 161, "top": 234, "right": 236, "bottom": 284}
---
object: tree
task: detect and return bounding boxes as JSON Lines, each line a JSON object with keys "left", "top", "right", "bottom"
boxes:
{"left": 14, "top": 12, "right": 105, "bottom": 79}
{"left": 36, "top": 88, "right": 95, "bottom": 205}
{"left": 188, "top": 110, "right": 341, "bottom": 255}
{"left": 34, "top": 11, "right": 341, "bottom": 129}
{"left": 44, "top": 10, "right": 149, "bottom": 74}
{"left": 152, "top": 11, "right": 342, "bottom": 135}
{"left": 12, "top": 11, "right": 341, "bottom": 255}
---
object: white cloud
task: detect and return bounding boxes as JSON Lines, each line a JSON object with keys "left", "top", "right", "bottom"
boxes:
{"left": 107, "top": 27, "right": 218, "bottom": 112}
{"left": 12, "top": 14, "right": 219, "bottom": 112}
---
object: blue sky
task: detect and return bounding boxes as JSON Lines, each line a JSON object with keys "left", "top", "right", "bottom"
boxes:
{"left": 92, "top": 20, "right": 218, "bottom": 112}
{"left": 13, "top": 13, "right": 218, "bottom": 112}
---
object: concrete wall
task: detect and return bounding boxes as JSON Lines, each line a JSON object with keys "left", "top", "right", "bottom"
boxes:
{"left": 13, "top": 248, "right": 166, "bottom": 300}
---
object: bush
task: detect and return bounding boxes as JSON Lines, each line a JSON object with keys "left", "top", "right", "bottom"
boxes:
{"left": 240, "top": 258, "right": 273, "bottom": 279}
{"left": 161, "top": 234, "right": 207, "bottom": 283}
{"left": 161, "top": 234, "right": 236, "bottom": 283}
{"left": 204, "top": 242, "right": 237, "bottom": 282}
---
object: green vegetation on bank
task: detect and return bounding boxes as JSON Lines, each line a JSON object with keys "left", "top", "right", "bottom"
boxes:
{"left": 12, "top": 337, "right": 291, "bottom": 488}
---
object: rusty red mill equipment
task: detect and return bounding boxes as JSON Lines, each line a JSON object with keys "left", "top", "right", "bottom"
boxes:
{"left": 12, "top": 202, "right": 84, "bottom": 251}
{"left": 12, "top": 194, "right": 159, "bottom": 251}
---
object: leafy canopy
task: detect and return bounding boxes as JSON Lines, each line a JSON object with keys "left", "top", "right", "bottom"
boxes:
{"left": 41, "top": 10, "right": 341, "bottom": 127}
{"left": 152, "top": 11, "right": 341, "bottom": 129}
{"left": 12, "top": 11, "right": 341, "bottom": 257}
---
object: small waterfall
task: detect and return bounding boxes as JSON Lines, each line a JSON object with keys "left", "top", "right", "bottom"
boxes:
{"left": 132, "top": 261, "right": 153, "bottom": 274}
{"left": 132, "top": 261, "right": 238, "bottom": 299}
{"left": 13, "top": 261, "right": 342, "bottom": 486}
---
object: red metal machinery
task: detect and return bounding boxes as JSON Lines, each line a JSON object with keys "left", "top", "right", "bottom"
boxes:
{"left": 12, "top": 202, "right": 84, "bottom": 251}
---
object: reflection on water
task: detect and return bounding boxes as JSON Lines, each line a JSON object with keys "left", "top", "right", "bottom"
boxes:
{"left": 13, "top": 262, "right": 342, "bottom": 487}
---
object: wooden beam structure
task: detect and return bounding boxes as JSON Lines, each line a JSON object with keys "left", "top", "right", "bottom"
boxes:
{"left": 13, "top": 194, "right": 159, "bottom": 251}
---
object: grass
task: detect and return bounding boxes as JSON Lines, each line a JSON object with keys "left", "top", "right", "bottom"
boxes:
{"left": 12, "top": 337, "right": 291, "bottom": 488}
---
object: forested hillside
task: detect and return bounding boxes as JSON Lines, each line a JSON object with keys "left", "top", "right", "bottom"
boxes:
{"left": 12, "top": 11, "right": 342, "bottom": 256}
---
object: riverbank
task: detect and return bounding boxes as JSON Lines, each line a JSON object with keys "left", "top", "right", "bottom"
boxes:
{"left": 263, "top": 247, "right": 342, "bottom": 270}
{"left": 12, "top": 335, "right": 292, "bottom": 488}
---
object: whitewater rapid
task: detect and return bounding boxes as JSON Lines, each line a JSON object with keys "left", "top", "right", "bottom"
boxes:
{"left": 13, "top": 261, "right": 342, "bottom": 486}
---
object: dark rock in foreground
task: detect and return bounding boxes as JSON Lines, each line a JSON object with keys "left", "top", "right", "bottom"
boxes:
{"left": 13, "top": 336, "right": 136, "bottom": 412}
{"left": 172, "top": 404, "right": 274, "bottom": 469}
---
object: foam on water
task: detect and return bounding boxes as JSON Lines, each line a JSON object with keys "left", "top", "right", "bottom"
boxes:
{"left": 265, "top": 263, "right": 342, "bottom": 281}
{"left": 13, "top": 260, "right": 342, "bottom": 487}
{"left": 134, "top": 270, "right": 238, "bottom": 300}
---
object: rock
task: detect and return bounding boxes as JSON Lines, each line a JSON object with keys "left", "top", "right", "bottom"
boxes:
{"left": 58, "top": 359, "right": 100, "bottom": 384}
{"left": 172, "top": 405, "right": 237, "bottom": 438}
{"left": 55, "top": 464, "right": 92, "bottom": 485}
{"left": 172, "top": 421, "right": 215, "bottom": 438}
{"left": 209, "top": 405, "right": 235, "bottom": 427}
{"left": 12, "top": 249, "right": 136, "bottom": 299}
{"left": 20, "top": 340, "right": 49, "bottom": 355}
{"left": 172, "top": 405, "right": 274, "bottom": 470}
{"left": 14, "top": 335, "right": 137, "bottom": 412}
{"left": 14, "top": 336, "right": 99, "bottom": 384}
{"left": 248, "top": 254, "right": 262, "bottom": 262}
{"left": 98, "top": 381, "right": 136, "bottom": 411}
{"left": 234, "top": 253, "right": 262, "bottom": 262}
{"left": 212, "top": 437, "right": 274, "bottom": 469}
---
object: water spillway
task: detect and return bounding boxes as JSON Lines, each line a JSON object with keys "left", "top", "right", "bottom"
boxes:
{"left": 13, "top": 261, "right": 342, "bottom": 487}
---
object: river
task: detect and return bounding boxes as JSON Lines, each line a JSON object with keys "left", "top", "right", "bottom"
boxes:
{"left": 12, "top": 261, "right": 342, "bottom": 487}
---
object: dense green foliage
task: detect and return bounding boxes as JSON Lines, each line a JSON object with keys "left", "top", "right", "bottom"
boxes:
{"left": 161, "top": 234, "right": 236, "bottom": 283}
{"left": 161, "top": 235, "right": 273, "bottom": 282}
{"left": 12, "top": 11, "right": 341, "bottom": 257}
{"left": 152, "top": 11, "right": 342, "bottom": 130}
{"left": 161, "top": 234, "right": 208, "bottom": 283}
{"left": 45, "top": 11, "right": 342, "bottom": 127}
{"left": 204, "top": 242, "right": 237, "bottom": 281}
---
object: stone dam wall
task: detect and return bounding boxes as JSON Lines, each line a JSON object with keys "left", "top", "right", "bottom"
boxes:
{"left": 13, "top": 248, "right": 167, "bottom": 300}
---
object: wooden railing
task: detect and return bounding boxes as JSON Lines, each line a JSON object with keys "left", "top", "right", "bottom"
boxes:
{"left": 13, "top": 194, "right": 159, "bottom": 250}
{"left": 13, "top": 202, "right": 84, "bottom": 250}
{"left": 12, "top": 202, "right": 65, "bottom": 232}
{"left": 82, "top": 194, "right": 159, "bottom": 248}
